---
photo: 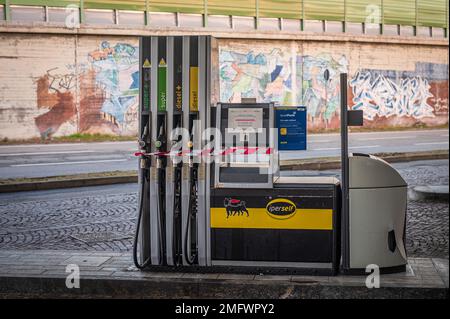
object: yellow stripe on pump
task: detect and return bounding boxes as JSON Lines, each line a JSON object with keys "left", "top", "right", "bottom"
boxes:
{"left": 210, "top": 208, "right": 333, "bottom": 230}
{"left": 189, "top": 66, "right": 199, "bottom": 112}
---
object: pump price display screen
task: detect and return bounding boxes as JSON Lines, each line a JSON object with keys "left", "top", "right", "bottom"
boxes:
{"left": 276, "top": 106, "right": 307, "bottom": 151}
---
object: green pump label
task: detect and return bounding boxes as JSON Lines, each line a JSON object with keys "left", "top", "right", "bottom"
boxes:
{"left": 142, "top": 59, "right": 151, "bottom": 111}
{"left": 158, "top": 58, "right": 167, "bottom": 112}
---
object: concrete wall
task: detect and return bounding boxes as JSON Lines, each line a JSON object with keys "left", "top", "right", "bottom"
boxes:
{"left": 0, "top": 32, "right": 448, "bottom": 139}
{"left": 219, "top": 39, "right": 449, "bottom": 131}
{"left": 0, "top": 34, "right": 139, "bottom": 139}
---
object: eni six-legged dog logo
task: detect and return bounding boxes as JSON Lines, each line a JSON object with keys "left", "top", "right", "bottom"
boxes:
{"left": 224, "top": 198, "right": 249, "bottom": 218}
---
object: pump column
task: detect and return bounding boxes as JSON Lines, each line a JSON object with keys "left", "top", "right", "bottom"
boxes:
{"left": 181, "top": 36, "right": 191, "bottom": 265}
{"left": 136, "top": 36, "right": 152, "bottom": 267}
{"left": 150, "top": 37, "right": 168, "bottom": 266}
{"left": 196, "top": 36, "right": 208, "bottom": 266}
{"left": 165, "top": 37, "right": 175, "bottom": 266}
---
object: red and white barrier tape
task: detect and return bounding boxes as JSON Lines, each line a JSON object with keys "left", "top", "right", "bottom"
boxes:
{"left": 134, "top": 147, "right": 273, "bottom": 157}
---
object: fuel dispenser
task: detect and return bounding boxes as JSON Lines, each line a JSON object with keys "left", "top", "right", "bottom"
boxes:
{"left": 339, "top": 74, "right": 408, "bottom": 274}
{"left": 134, "top": 36, "right": 407, "bottom": 275}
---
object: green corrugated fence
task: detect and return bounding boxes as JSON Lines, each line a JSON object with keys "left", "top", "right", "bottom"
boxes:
{"left": 1, "top": 0, "right": 448, "bottom": 29}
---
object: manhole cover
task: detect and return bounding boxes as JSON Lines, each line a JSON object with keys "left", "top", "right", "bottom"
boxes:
{"left": 71, "top": 232, "right": 132, "bottom": 244}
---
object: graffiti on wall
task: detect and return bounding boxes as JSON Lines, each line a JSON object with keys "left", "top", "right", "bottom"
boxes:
{"left": 219, "top": 48, "right": 295, "bottom": 105}
{"left": 220, "top": 47, "right": 447, "bottom": 130}
{"left": 301, "top": 54, "right": 348, "bottom": 128}
{"left": 34, "top": 41, "right": 139, "bottom": 138}
{"left": 35, "top": 71, "right": 77, "bottom": 139}
{"left": 219, "top": 48, "right": 348, "bottom": 129}
{"left": 350, "top": 62, "right": 448, "bottom": 123}
{"left": 33, "top": 43, "right": 448, "bottom": 138}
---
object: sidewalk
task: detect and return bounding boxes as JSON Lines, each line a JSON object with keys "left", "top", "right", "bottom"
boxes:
{"left": 0, "top": 250, "right": 448, "bottom": 298}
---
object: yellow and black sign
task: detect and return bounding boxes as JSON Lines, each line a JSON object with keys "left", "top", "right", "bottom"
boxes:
{"left": 211, "top": 197, "right": 332, "bottom": 230}
{"left": 210, "top": 186, "right": 339, "bottom": 267}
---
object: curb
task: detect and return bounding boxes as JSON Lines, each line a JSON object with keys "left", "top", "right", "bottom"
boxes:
{"left": 0, "top": 175, "right": 137, "bottom": 193}
{"left": 0, "top": 275, "right": 447, "bottom": 299}
{"left": 0, "top": 150, "right": 448, "bottom": 193}
{"left": 280, "top": 150, "right": 449, "bottom": 170}
{"left": 408, "top": 186, "right": 449, "bottom": 202}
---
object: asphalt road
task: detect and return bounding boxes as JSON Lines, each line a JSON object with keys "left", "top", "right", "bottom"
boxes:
{"left": 0, "top": 129, "right": 448, "bottom": 179}
{"left": 0, "top": 159, "right": 447, "bottom": 257}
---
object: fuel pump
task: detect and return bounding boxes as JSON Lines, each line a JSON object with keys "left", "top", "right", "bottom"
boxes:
{"left": 165, "top": 36, "right": 184, "bottom": 266}
{"left": 133, "top": 37, "right": 152, "bottom": 269}
{"left": 181, "top": 36, "right": 199, "bottom": 265}
{"left": 135, "top": 35, "right": 407, "bottom": 275}
{"left": 148, "top": 37, "right": 168, "bottom": 266}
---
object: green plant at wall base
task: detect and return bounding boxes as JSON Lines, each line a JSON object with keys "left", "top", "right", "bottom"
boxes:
{"left": 53, "top": 133, "right": 137, "bottom": 143}
{"left": 0, "top": 0, "right": 447, "bottom": 28}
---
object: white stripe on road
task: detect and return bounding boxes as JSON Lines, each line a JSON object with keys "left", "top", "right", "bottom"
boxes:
{"left": 0, "top": 150, "right": 96, "bottom": 157}
{"left": 415, "top": 142, "right": 449, "bottom": 146}
{"left": 11, "top": 159, "right": 129, "bottom": 167}
{"left": 312, "top": 145, "right": 380, "bottom": 151}
{"left": 356, "top": 136, "right": 413, "bottom": 141}
{"left": 0, "top": 141, "right": 136, "bottom": 149}
{"left": 311, "top": 147, "right": 341, "bottom": 151}
{"left": 308, "top": 140, "right": 332, "bottom": 143}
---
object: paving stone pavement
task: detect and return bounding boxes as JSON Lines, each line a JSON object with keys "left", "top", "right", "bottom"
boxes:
{"left": 0, "top": 160, "right": 448, "bottom": 258}
{"left": 0, "top": 250, "right": 448, "bottom": 298}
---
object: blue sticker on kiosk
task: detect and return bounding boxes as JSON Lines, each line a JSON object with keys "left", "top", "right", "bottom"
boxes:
{"left": 276, "top": 106, "right": 307, "bottom": 151}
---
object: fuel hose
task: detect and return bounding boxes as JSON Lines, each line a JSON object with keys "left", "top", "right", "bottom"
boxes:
{"left": 133, "top": 166, "right": 151, "bottom": 269}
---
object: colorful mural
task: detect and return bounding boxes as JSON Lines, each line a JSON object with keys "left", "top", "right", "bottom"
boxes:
{"left": 219, "top": 48, "right": 296, "bottom": 106}
{"left": 34, "top": 41, "right": 139, "bottom": 138}
{"left": 219, "top": 47, "right": 447, "bottom": 131}
{"left": 300, "top": 54, "right": 348, "bottom": 129}
{"left": 349, "top": 62, "right": 448, "bottom": 127}
{"left": 8, "top": 41, "right": 443, "bottom": 139}
{"left": 350, "top": 72, "right": 434, "bottom": 120}
{"left": 219, "top": 48, "right": 348, "bottom": 130}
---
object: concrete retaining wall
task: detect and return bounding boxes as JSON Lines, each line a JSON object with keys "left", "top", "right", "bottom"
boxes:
{"left": 0, "top": 29, "right": 448, "bottom": 139}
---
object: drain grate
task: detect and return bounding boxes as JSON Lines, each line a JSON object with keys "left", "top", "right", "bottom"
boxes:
{"left": 71, "top": 231, "right": 132, "bottom": 244}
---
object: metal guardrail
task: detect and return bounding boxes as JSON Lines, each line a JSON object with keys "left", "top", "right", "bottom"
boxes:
{"left": 0, "top": 0, "right": 448, "bottom": 30}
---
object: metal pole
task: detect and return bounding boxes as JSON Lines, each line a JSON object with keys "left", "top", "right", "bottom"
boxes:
{"left": 5, "top": 0, "right": 10, "bottom": 21}
{"left": 255, "top": 0, "right": 259, "bottom": 29}
{"left": 145, "top": 0, "right": 149, "bottom": 25}
{"left": 301, "top": 0, "right": 305, "bottom": 31}
{"left": 340, "top": 73, "right": 349, "bottom": 270}
{"left": 79, "top": 0, "right": 85, "bottom": 24}
{"left": 203, "top": 0, "right": 208, "bottom": 27}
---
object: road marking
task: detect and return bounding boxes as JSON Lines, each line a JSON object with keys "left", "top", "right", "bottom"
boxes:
{"left": 309, "top": 140, "right": 332, "bottom": 143}
{"left": 415, "top": 142, "right": 449, "bottom": 146}
{"left": 356, "top": 136, "right": 413, "bottom": 141}
{"left": 312, "top": 145, "right": 380, "bottom": 151}
{"left": 0, "top": 151, "right": 96, "bottom": 157}
{"left": 11, "top": 159, "right": 129, "bottom": 167}
{"left": 311, "top": 147, "right": 341, "bottom": 151}
{"left": 0, "top": 141, "right": 136, "bottom": 149}
{"left": 350, "top": 145, "right": 380, "bottom": 149}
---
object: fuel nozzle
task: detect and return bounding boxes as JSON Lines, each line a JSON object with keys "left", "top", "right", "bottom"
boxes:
{"left": 138, "top": 124, "right": 150, "bottom": 169}
{"left": 155, "top": 124, "right": 166, "bottom": 168}
{"left": 155, "top": 124, "right": 166, "bottom": 151}
{"left": 139, "top": 124, "right": 150, "bottom": 150}
{"left": 187, "top": 138, "right": 196, "bottom": 167}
